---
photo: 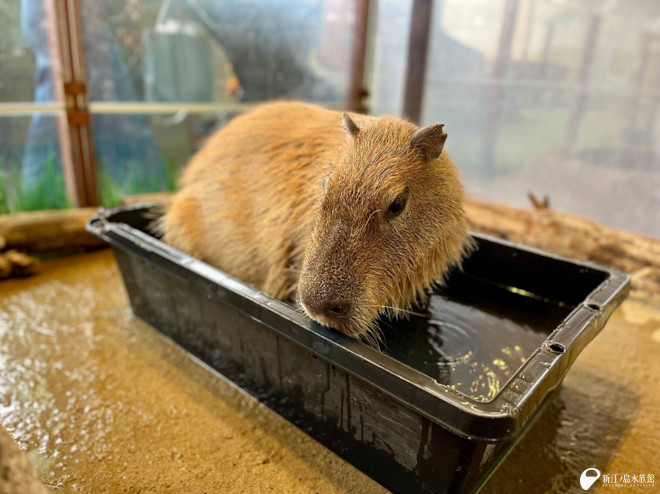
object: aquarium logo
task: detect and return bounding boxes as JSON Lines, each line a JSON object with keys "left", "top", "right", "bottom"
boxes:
{"left": 602, "top": 472, "right": 655, "bottom": 488}
{"left": 580, "top": 467, "right": 656, "bottom": 489}
{"left": 580, "top": 468, "right": 601, "bottom": 490}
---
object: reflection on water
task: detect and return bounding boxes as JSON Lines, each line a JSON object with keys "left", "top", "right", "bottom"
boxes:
{"left": 379, "top": 274, "right": 575, "bottom": 402}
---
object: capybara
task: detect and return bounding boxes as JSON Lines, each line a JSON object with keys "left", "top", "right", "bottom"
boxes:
{"left": 163, "top": 101, "right": 472, "bottom": 343}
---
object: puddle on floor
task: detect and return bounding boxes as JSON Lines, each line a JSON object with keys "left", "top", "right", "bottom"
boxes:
{"left": 0, "top": 251, "right": 386, "bottom": 493}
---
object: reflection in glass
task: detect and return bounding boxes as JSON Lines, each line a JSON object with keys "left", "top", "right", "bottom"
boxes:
{"left": 86, "top": 0, "right": 355, "bottom": 105}
{"left": 0, "top": 1, "right": 38, "bottom": 103}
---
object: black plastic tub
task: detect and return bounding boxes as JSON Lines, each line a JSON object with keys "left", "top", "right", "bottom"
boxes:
{"left": 87, "top": 204, "right": 629, "bottom": 493}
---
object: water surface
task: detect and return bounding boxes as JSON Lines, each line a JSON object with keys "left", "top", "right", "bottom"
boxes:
{"left": 379, "top": 273, "right": 575, "bottom": 402}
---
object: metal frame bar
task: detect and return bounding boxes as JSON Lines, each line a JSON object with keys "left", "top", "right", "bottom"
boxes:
{"left": 563, "top": 13, "right": 601, "bottom": 155}
{"left": 0, "top": 103, "right": 66, "bottom": 116}
{"left": 43, "top": 0, "right": 99, "bottom": 207}
{"left": 88, "top": 102, "right": 257, "bottom": 114}
{"left": 403, "top": 0, "right": 434, "bottom": 124}
{"left": 623, "top": 33, "right": 652, "bottom": 144}
{"left": 348, "top": 0, "right": 371, "bottom": 113}
{"left": 44, "top": 0, "right": 78, "bottom": 205}
{"left": 62, "top": 0, "right": 99, "bottom": 207}
{"left": 481, "top": 0, "right": 520, "bottom": 173}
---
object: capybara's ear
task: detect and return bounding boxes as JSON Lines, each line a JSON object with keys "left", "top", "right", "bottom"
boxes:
{"left": 411, "top": 124, "right": 447, "bottom": 160}
{"left": 342, "top": 113, "right": 360, "bottom": 137}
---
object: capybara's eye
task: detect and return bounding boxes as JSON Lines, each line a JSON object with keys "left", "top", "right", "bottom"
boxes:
{"left": 387, "top": 193, "right": 407, "bottom": 218}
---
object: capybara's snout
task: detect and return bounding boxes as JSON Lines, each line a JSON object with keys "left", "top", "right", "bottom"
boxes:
{"left": 298, "top": 287, "right": 353, "bottom": 325}
{"left": 297, "top": 268, "right": 366, "bottom": 335}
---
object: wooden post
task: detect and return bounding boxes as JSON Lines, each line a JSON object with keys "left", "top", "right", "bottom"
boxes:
{"left": 44, "top": 0, "right": 99, "bottom": 207}
{"left": 403, "top": 0, "right": 434, "bottom": 124}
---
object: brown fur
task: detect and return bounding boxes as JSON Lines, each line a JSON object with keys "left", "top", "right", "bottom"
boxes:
{"left": 163, "top": 101, "right": 472, "bottom": 342}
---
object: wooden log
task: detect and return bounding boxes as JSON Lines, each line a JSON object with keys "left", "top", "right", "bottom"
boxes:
{"left": 0, "top": 254, "right": 11, "bottom": 278}
{"left": 0, "top": 195, "right": 656, "bottom": 294}
{"left": 0, "top": 208, "right": 105, "bottom": 253}
{"left": 0, "top": 425, "right": 49, "bottom": 494}
{"left": 4, "top": 250, "right": 40, "bottom": 278}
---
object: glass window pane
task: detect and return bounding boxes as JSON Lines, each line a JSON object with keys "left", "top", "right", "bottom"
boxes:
{"left": 0, "top": 115, "right": 69, "bottom": 212}
{"left": 82, "top": 0, "right": 360, "bottom": 202}
{"left": 414, "top": 0, "right": 659, "bottom": 237}
{"left": 1, "top": 0, "right": 70, "bottom": 212}
{"left": 0, "top": 0, "right": 48, "bottom": 103}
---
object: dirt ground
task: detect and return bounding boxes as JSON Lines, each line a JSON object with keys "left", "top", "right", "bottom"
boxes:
{"left": 0, "top": 249, "right": 658, "bottom": 493}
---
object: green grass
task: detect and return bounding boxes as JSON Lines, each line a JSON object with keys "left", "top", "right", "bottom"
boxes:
{"left": 0, "top": 169, "right": 10, "bottom": 215}
{"left": 0, "top": 153, "right": 72, "bottom": 213}
{"left": 19, "top": 154, "right": 72, "bottom": 210}
{"left": 98, "top": 166, "right": 124, "bottom": 208}
{"left": 0, "top": 153, "right": 182, "bottom": 213}
{"left": 98, "top": 157, "right": 181, "bottom": 208}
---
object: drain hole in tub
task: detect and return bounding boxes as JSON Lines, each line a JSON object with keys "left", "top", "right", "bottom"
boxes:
{"left": 548, "top": 342, "right": 566, "bottom": 354}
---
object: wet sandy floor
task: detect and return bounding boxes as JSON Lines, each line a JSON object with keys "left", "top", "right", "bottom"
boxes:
{"left": 0, "top": 250, "right": 658, "bottom": 493}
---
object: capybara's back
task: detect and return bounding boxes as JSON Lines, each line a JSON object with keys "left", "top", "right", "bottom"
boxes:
{"left": 164, "top": 101, "right": 472, "bottom": 340}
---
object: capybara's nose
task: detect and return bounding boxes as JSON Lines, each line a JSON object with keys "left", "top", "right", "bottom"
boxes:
{"left": 301, "top": 293, "right": 352, "bottom": 323}
{"left": 322, "top": 301, "right": 351, "bottom": 319}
